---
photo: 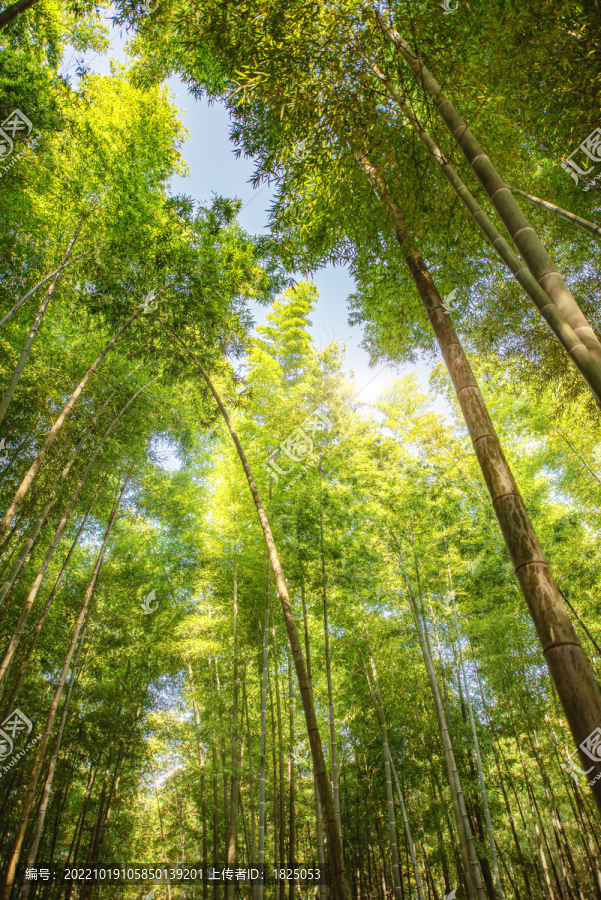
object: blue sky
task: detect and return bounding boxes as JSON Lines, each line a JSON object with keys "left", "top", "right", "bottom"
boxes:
{"left": 62, "top": 17, "right": 448, "bottom": 411}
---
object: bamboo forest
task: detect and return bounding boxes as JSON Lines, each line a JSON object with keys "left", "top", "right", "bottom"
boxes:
{"left": 3, "top": 0, "right": 601, "bottom": 897}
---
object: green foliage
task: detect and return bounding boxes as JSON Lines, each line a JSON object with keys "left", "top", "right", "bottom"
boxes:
{"left": 2, "top": 3, "right": 601, "bottom": 898}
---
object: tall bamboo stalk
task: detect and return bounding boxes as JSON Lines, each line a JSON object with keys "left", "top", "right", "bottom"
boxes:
{"left": 358, "top": 154, "right": 601, "bottom": 812}
{"left": 444, "top": 544, "right": 504, "bottom": 900}
{"left": 187, "top": 660, "right": 209, "bottom": 900}
{"left": 0, "top": 0, "right": 43, "bottom": 30}
{"left": 389, "top": 762, "right": 425, "bottom": 900}
{"left": 273, "top": 625, "right": 286, "bottom": 877}
{"left": 360, "top": 631, "right": 403, "bottom": 900}
{"left": 473, "top": 668, "right": 534, "bottom": 900}
{"left": 0, "top": 378, "right": 154, "bottom": 691}
{"left": 367, "top": 64, "right": 601, "bottom": 407}
{"left": 288, "top": 649, "right": 296, "bottom": 900}
{"left": 226, "top": 546, "right": 240, "bottom": 900}
{"left": 154, "top": 770, "right": 174, "bottom": 900}
{"left": 0, "top": 473, "right": 130, "bottom": 899}
{"left": 319, "top": 470, "right": 342, "bottom": 836}
{"left": 18, "top": 633, "right": 93, "bottom": 899}
{"left": 269, "top": 660, "right": 280, "bottom": 900}
{"left": 0, "top": 223, "right": 85, "bottom": 427}
{"left": 371, "top": 10, "right": 601, "bottom": 370}
{"left": 215, "top": 654, "right": 230, "bottom": 853}
{"left": 511, "top": 188, "right": 601, "bottom": 242}
{"left": 210, "top": 653, "right": 220, "bottom": 900}
{"left": 83, "top": 699, "right": 147, "bottom": 887}
{"left": 243, "top": 665, "right": 257, "bottom": 898}
{"left": 300, "top": 571, "right": 327, "bottom": 900}
{"left": 395, "top": 541, "right": 483, "bottom": 900}
{"left": 2, "top": 477, "right": 106, "bottom": 716}
{"left": 0, "top": 248, "right": 92, "bottom": 330}
{"left": 0, "top": 371, "right": 133, "bottom": 610}
{"left": 514, "top": 732, "right": 556, "bottom": 900}
{"left": 165, "top": 328, "right": 350, "bottom": 900}
{"left": 0, "top": 301, "right": 149, "bottom": 538}
{"left": 257, "top": 552, "right": 270, "bottom": 900}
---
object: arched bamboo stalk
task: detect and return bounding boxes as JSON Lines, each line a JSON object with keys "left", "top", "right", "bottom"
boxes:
{"left": 163, "top": 326, "right": 352, "bottom": 900}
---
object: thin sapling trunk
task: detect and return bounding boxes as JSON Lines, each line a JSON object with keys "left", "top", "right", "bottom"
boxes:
{"left": 164, "top": 328, "right": 351, "bottom": 900}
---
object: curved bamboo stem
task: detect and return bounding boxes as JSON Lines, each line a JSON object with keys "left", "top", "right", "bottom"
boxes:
{"left": 257, "top": 554, "right": 270, "bottom": 900}
{"left": 0, "top": 377, "right": 155, "bottom": 691}
{"left": 0, "top": 303, "right": 146, "bottom": 539}
{"left": 370, "top": 8, "right": 601, "bottom": 371}
{"left": 359, "top": 152, "right": 601, "bottom": 815}
{"left": 0, "top": 248, "right": 92, "bottom": 330}
{"left": 360, "top": 633, "right": 403, "bottom": 900}
{"left": 0, "top": 222, "right": 84, "bottom": 428}
{"left": 367, "top": 62, "right": 601, "bottom": 407}
{"left": 511, "top": 188, "right": 601, "bottom": 242}
{"left": 163, "top": 326, "right": 351, "bottom": 900}
{"left": 0, "top": 474, "right": 130, "bottom": 900}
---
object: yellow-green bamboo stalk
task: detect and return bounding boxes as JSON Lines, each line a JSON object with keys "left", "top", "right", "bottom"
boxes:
{"left": 370, "top": 8, "right": 601, "bottom": 372}
{"left": 368, "top": 62, "right": 601, "bottom": 407}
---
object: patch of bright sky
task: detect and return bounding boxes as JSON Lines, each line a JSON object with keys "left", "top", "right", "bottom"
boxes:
{"left": 64, "top": 12, "right": 452, "bottom": 474}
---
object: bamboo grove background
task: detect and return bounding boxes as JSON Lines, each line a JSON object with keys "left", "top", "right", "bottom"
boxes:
{"left": 1, "top": 0, "right": 601, "bottom": 897}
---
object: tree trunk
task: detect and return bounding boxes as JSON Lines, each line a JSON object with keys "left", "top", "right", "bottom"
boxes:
{"left": 0, "top": 473, "right": 129, "bottom": 899}
{"left": 215, "top": 654, "right": 230, "bottom": 856}
{"left": 445, "top": 561, "right": 504, "bottom": 900}
{"left": 514, "top": 732, "right": 556, "bottom": 900}
{"left": 3, "top": 478, "right": 105, "bottom": 718}
{"left": 319, "top": 472, "right": 342, "bottom": 836}
{"left": 389, "top": 762, "right": 425, "bottom": 900}
{"left": 511, "top": 188, "right": 601, "bottom": 242}
{"left": 359, "top": 154, "right": 601, "bottom": 814}
{"left": 173, "top": 775, "right": 186, "bottom": 865}
{"left": 0, "top": 369, "right": 125, "bottom": 613}
{"left": 243, "top": 666, "right": 256, "bottom": 877}
{"left": 0, "top": 223, "right": 84, "bottom": 427}
{"left": 528, "top": 727, "right": 581, "bottom": 900}
{"left": 300, "top": 571, "right": 326, "bottom": 900}
{"left": 0, "top": 303, "right": 145, "bottom": 538}
{"left": 154, "top": 771, "right": 174, "bottom": 900}
{"left": 288, "top": 650, "right": 296, "bottom": 900}
{"left": 396, "top": 546, "right": 483, "bottom": 900}
{"left": 226, "top": 546, "right": 240, "bottom": 900}
{"left": 18, "top": 634, "right": 92, "bottom": 899}
{"left": 0, "top": 378, "right": 153, "bottom": 691}
{"left": 367, "top": 64, "right": 601, "bottom": 407}
{"left": 187, "top": 660, "right": 209, "bottom": 900}
{"left": 273, "top": 626, "right": 286, "bottom": 881}
{"left": 81, "top": 700, "right": 146, "bottom": 894}
{"left": 210, "top": 654, "right": 220, "bottom": 900}
{"left": 373, "top": 13, "right": 601, "bottom": 370}
{"left": 550, "top": 724, "right": 601, "bottom": 899}
{"left": 360, "top": 636, "right": 403, "bottom": 900}
{"left": 257, "top": 552, "right": 270, "bottom": 900}
{"left": 65, "top": 755, "right": 100, "bottom": 876}
{"left": 166, "top": 328, "right": 351, "bottom": 900}
{"left": 0, "top": 248, "right": 92, "bottom": 330}
{"left": 269, "top": 661, "right": 280, "bottom": 900}
{"left": 473, "top": 666, "right": 534, "bottom": 900}
{"left": 0, "top": 0, "right": 42, "bottom": 29}
{"left": 0, "top": 528, "right": 41, "bottom": 630}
